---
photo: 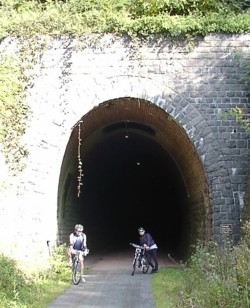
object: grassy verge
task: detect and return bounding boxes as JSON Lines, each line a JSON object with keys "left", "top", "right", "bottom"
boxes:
{"left": 28, "top": 279, "right": 71, "bottom": 308}
{"left": 152, "top": 267, "right": 185, "bottom": 308}
{"left": 0, "top": 245, "right": 71, "bottom": 308}
{"left": 152, "top": 223, "right": 250, "bottom": 307}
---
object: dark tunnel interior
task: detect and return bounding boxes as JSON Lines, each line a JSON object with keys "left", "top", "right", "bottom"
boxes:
{"left": 75, "top": 123, "right": 190, "bottom": 260}
{"left": 58, "top": 99, "right": 211, "bottom": 261}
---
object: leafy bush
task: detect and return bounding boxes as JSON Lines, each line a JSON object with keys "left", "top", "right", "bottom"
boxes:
{"left": 0, "top": 0, "right": 249, "bottom": 39}
{"left": 176, "top": 224, "right": 250, "bottom": 307}
{"left": 0, "top": 254, "right": 27, "bottom": 301}
{"left": 48, "top": 243, "right": 71, "bottom": 277}
{"left": 0, "top": 245, "right": 71, "bottom": 307}
{"left": 128, "top": 0, "right": 223, "bottom": 18}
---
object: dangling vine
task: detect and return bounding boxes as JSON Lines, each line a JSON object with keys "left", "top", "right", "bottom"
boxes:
{"left": 77, "top": 120, "right": 83, "bottom": 197}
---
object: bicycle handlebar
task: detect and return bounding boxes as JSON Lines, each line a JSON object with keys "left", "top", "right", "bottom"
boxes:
{"left": 129, "top": 243, "right": 144, "bottom": 249}
{"left": 73, "top": 248, "right": 89, "bottom": 256}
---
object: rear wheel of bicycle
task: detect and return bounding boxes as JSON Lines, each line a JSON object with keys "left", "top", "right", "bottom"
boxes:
{"left": 131, "top": 260, "right": 136, "bottom": 276}
{"left": 72, "top": 261, "right": 81, "bottom": 285}
{"left": 142, "top": 257, "right": 149, "bottom": 273}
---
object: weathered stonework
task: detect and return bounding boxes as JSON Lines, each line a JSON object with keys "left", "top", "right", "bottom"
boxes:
{"left": 0, "top": 34, "right": 249, "bottom": 268}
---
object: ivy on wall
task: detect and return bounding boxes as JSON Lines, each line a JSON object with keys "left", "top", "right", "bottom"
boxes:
{"left": 0, "top": 54, "right": 29, "bottom": 174}
{"left": 0, "top": 37, "right": 49, "bottom": 175}
{"left": 224, "top": 52, "right": 250, "bottom": 133}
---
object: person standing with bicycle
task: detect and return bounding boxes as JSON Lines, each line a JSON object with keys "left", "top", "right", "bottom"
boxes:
{"left": 138, "top": 227, "right": 158, "bottom": 273}
{"left": 67, "top": 224, "right": 89, "bottom": 282}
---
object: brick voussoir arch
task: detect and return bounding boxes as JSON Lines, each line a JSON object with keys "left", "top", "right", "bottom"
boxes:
{"left": 77, "top": 74, "right": 236, "bottom": 242}
{"left": 158, "top": 92, "right": 236, "bottom": 238}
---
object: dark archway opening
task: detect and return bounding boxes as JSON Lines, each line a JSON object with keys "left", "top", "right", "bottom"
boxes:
{"left": 82, "top": 128, "right": 188, "bottom": 259}
{"left": 58, "top": 98, "right": 212, "bottom": 261}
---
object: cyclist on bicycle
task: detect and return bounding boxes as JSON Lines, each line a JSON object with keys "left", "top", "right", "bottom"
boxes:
{"left": 67, "top": 224, "right": 89, "bottom": 282}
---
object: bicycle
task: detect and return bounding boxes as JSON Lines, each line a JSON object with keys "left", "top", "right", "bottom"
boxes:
{"left": 71, "top": 251, "right": 82, "bottom": 285}
{"left": 71, "top": 249, "right": 89, "bottom": 285}
{"left": 129, "top": 243, "right": 149, "bottom": 276}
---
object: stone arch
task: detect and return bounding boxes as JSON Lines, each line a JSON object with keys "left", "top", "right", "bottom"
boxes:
{"left": 56, "top": 62, "right": 241, "bottom": 259}
{"left": 57, "top": 97, "right": 220, "bottom": 259}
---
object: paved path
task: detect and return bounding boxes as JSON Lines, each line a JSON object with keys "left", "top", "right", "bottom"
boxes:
{"left": 48, "top": 250, "right": 174, "bottom": 308}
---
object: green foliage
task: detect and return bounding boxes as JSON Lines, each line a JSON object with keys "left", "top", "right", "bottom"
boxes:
{"left": 127, "top": 0, "right": 231, "bottom": 18}
{"left": 0, "top": 54, "right": 29, "bottom": 174}
{"left": 241, "top": 220, "right": 250, "bottom": 248}
{"left": 152, "top": 223, "right": 250, "bottom": 307}
{"left": 0, "top": 0, "right": 249, "bottom": 38}
{"left": 175, "top": 231, "right": 250, "bottom": 307}
{"left": 220, "top": 54, "right": 250, "bottom": 134}
{"left": 68, "top": 0, "right": 129, "bottom": 14}
{"left": 0, "top": 36, "right": 50, "bottom": 175}
{"left": 48, "top": 243, "right": 71, "bottom": 277}
{"left": 152, "top": 221, "right": 250, "bottom": 308}
{"left": 0, "top": 254, "right": 27, "bottom": 302}
{"left": 227, "top": 107, "right": 250, "bottom": 133}
{"left": 152, "top": 267, "right": 187, "bottom": 308}
{"left": 0, "top": 245, "right": 71, "bottom": 308}
{"left": 241, "top": 62, "right": 250, "bottom": 95}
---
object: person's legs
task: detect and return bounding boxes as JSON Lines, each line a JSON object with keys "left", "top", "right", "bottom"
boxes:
{"left": 79, "top": 254, "right": 84, "bottom": 274}
{"left": 79, "top": 253, "right": 85, "bottom": 282}
{"left": 146, "top": 251, "right": 154, "bottom": 270}
{"left": 151, "top": 249, "right": 158, "bottom": 272}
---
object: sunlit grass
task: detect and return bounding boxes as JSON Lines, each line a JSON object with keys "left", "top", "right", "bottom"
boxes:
{"left": 0, "top": 245, "right": 71, "bottom": 308}
{"left": 152, "top": 267, "right": 186, "bottom": 308}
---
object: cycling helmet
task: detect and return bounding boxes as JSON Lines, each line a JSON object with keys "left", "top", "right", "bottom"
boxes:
{"left": 75, "top": 224, "right": 84, "bottom": 231}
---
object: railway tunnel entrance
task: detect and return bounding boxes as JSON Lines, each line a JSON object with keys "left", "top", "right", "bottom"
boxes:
{"left": 58, "top": 97, "right": 212, "bottom": 260}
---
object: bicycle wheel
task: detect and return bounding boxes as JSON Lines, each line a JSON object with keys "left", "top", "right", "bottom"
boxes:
{"left": 72, "top": 260, "right": 81, "bottom": 285}
{"left": 141, "top": 257, "right": 149, "bottom": 273}
{"left": 131, "top": 259, "right": 136, "bottom": 276}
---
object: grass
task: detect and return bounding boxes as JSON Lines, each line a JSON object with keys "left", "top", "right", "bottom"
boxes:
{"left": 0, "top": 245, "right": 72, "bottom": 308}
{"left": 151, "top": 223, "right": 250, "bottom": 307}
{"left": 28, "top": 280, "right": 70, "bottom": 308}
{"left": 152, "top": 267, "right": 185, "bottom": 308}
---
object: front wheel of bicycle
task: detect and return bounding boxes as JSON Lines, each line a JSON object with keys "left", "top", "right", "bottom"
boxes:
{"left": 142, "top": 257, "right": 149, "bottom": 273}
{"left": 72, "top": 261, "right": 81, "bottom": 285}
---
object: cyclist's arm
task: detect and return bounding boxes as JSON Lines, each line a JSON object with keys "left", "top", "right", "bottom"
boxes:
{"left": 81, "top": 233, "right": 87, "bottom": 251}
{"left": 69, "top": 233, "right": 75, "bottom": 248}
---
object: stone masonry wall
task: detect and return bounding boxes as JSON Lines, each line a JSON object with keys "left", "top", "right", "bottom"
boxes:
{"left": 0, "top": 33, "right": 249, "bottom": 269}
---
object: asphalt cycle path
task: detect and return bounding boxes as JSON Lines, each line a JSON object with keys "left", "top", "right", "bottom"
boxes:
{"left": 48, "top": 250, "right": 173, "bottom": 308}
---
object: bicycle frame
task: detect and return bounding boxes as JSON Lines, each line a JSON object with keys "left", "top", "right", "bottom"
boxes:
{"left": 129, "top": 243, "right": 149, "bottom": 276}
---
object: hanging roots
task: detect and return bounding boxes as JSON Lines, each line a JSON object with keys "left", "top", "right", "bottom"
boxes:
{"left": 77, "top": 120, "right": 83, "bottom": 197}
